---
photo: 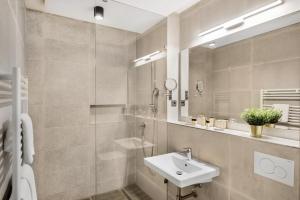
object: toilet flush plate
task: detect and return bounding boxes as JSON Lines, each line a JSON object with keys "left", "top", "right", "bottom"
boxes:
{"left": 254, "top": 151, "right": 294, "bottom": 186}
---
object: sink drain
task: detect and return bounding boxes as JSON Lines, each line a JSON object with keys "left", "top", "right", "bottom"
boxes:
{"left": 176, "top": 171, "right": 183, "bottom": 175}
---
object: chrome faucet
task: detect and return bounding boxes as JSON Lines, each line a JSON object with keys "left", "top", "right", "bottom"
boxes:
{"left": 181, "top": 147, "right": 192, "bottom": 161}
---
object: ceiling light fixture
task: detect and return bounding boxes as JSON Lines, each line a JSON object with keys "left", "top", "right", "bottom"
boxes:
{"left": 94, "top": 6, "right": 104, "bottom": 20}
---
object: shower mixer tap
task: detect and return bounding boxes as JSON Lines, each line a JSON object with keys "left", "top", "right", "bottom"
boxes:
{"left": 139, "top": 123, "right": 146, "bottom": 128}
{"left": 140, "top": 122, "right": 146, "bottom": 137}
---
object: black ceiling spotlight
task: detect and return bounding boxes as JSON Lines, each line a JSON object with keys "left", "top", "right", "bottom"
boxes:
{"left": 94, "top": 6, "right": 104, "bottom": 20}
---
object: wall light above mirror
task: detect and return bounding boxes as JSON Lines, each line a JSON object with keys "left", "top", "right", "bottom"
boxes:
{"left": 134, "top": 50, "right": 167, "bottom": 67}
{"left": 193, "top": 0, "right": 300, "bottom": 49}
{"left": 197, "top": 0, "right": 284, "bottom": 37}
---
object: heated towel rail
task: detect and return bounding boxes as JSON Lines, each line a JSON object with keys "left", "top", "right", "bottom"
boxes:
{"left": 260, "top": 89, "right": 300, "bottom": 127}
{"left": 0, "top": 67, "right": 28, "bottom": 200}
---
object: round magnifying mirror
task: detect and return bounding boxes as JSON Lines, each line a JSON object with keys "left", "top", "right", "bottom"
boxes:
{"left": 164, "top": 78, "right": 177, "bottom": 91}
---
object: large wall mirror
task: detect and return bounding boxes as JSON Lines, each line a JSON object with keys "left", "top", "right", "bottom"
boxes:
{"left": 179, "top": 4, "right": 300, "bottom": 135}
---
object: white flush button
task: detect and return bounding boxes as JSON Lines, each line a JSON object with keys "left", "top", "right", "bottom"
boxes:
{"left": 259, "top": 158, "right": 275, "bottom": 174}
{"left": 254, "top": 152, "right": 294, "bottom": 186}
{"left": 275, "top": 166, "right": 287, "bottom": 179}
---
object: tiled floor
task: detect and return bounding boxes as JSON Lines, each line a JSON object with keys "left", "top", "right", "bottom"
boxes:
{"left": 123, "top": 184, "right": 152, "bottom": 200}
{"left": 81, "top": 184, "right": 152, "bottom": 200}
{"left": 80, "top": 191, "right": 126, "bottom": 200}
{"left": 95, "top": 190, "right": 128, "bottom": 200}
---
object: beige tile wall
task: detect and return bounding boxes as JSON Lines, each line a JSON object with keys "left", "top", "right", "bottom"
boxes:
{"left": 133, "top": 21, "right": 169, "bottom": 200}
{"left": 26, "top": 9, "right": 137, "bottom": 200}
{"left": 134, "top": 21, "right": 167, "bottom": 120}
{"left": 92, "top": 107, "right": 136, "bottom": 194}
{"left": 132, "top": 61, "right": 169, "bottom": 199}
{"left": 134, "top": 58, "right": 167, "bottom": 119}
{"left": 167, "top": 123, "right": 300, "bottom": 200}
{"left": 93, "top": 23, "right": 137, "bottom": 196}
{"left": 26, "top": 10, "right": 94, "bottom": 200}
{"left": 136, "top": 20, "right": 167, "bottom": 58}
{"left": 188, "top": 47, "right": 213, "bottom": 117}
{"left": 94, "top": 25, "right": 137, "bottom": 105}
{"left": 135, "top": 117, "right": 168, "bottom": 200}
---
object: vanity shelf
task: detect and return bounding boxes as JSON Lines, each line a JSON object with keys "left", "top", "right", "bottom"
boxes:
{"left": 169, "top": 121, "right": 300, "bottom": 149}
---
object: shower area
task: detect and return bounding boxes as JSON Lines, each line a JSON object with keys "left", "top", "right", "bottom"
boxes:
{"left": 91, "top": 25, "right": 168, "bottom": 200}
{"left": 88, "top": 3, "right": 169, "bottom": 198}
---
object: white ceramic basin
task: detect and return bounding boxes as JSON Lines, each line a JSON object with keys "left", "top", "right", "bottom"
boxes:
{"left": 144, "top": 153, "right": 220, "bottom": 188}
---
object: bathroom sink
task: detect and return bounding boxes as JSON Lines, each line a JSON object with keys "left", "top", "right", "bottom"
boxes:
{"left": 144, "top": 153, "right": 219, "bottom": 188}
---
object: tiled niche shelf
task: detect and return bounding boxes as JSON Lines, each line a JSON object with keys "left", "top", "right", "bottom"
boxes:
{"left": 90, "top": 104, "right": 126, "bottom": 108}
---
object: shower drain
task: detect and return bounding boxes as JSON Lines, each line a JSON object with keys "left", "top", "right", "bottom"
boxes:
{"left": 176, "top": 171, "right": 183, "bottom": 175}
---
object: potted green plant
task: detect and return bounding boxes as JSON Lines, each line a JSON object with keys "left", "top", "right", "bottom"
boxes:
{"left": 264, "top": 109, "right": 282, "bottom": 128}
{"left": 241, "top": 108, "right": 267, "bottom": 138}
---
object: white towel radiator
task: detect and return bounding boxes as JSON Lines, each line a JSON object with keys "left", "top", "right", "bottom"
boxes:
{"left": 260, "top": 89, "right": 300, "bottom": 127}
{"left": 0, "top": 67, "right": 28, "bottom": 200}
